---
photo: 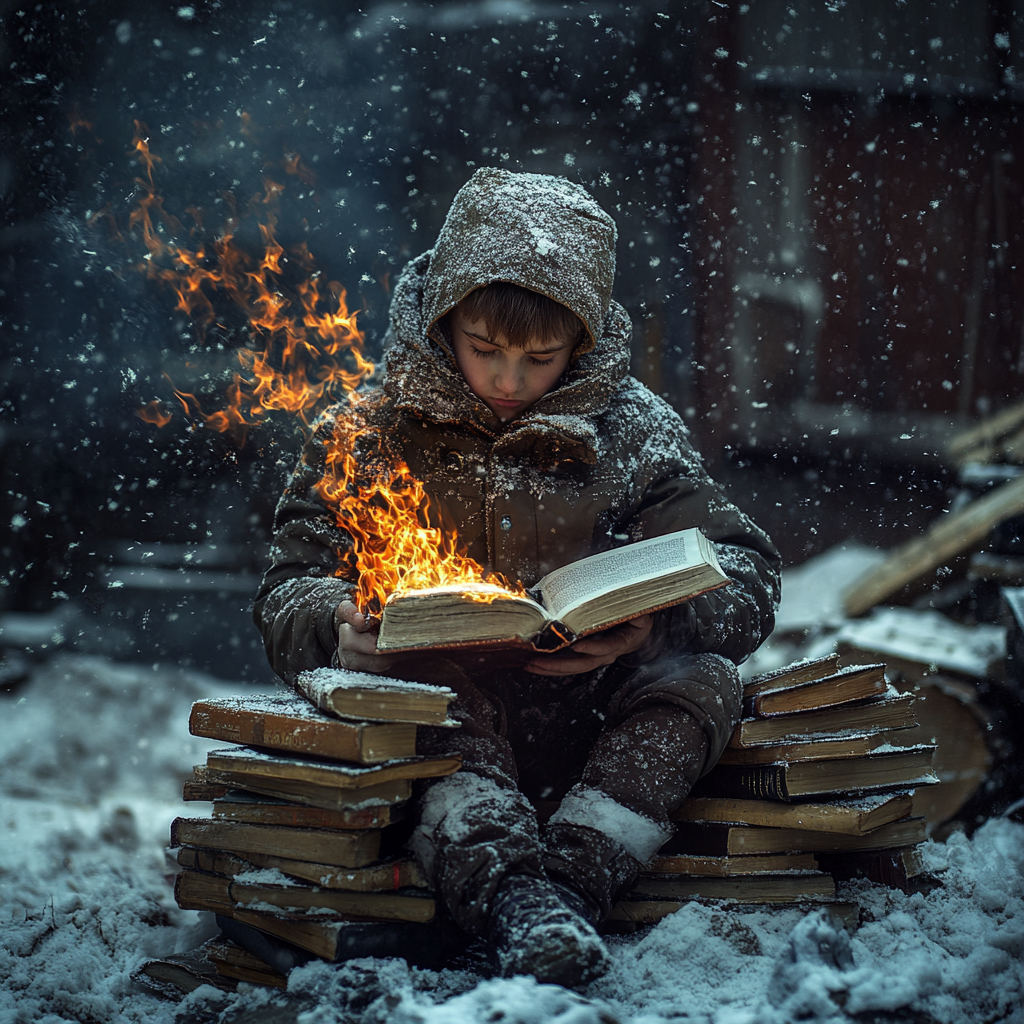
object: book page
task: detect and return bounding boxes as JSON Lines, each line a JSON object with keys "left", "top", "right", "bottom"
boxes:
{"left": 536, "top": 529, "right": 708, "bottom": 620}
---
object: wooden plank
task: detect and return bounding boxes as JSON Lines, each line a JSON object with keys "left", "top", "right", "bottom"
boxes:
{"left": 946, "top": 399, "right": 1024, "bottom": 463}
{"left": 842, "top": 474, "right": 1024, "bottom": 617}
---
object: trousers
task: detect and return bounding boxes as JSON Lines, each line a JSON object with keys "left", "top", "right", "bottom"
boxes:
{"left": 409, "top": 651, "right": 742, "bottom": 934}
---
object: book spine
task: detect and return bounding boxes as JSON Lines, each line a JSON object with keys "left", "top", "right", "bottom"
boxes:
{"left": 189, "top": 705, "right": 364, "bottom": 763}
{"left": 214, "top": 915, "right": 314, "bottom": 974}
{"left": 183, "top": 780, "right": 230, "bottom": 801}
{"left": 174, "top": 870, "right": 233, "bottom": 913}
{"left": 692, "top": 765, "right": 791, "bottom": 802}
{"left": 172, "top": 818, "right": 380, "bottom": 866}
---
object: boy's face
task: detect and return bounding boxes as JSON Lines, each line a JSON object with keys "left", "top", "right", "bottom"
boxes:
{"left": 449, "top": 310, "right": 574, "bottom": 421}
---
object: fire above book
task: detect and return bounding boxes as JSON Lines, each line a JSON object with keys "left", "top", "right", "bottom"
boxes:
{"left": 375, "top": 528, "right": 729, "bottom": 653}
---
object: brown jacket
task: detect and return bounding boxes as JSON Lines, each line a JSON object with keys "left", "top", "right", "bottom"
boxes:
{"left": 254, "top": 169, "right": 781, "bottom": 682}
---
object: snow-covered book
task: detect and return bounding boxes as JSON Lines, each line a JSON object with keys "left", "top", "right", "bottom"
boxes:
{"left": 217, "top": 908, "right": 461, "bottom": 966}
{"left": 177, "top": 845, "right": 427, "bottom": 892}
{"left": 672, "top": 790, "right": 916, "bottom": 835}
{"left": 657, "top": 816, "right": 928, "bottom": 856}
{"left": 297, "top": 668, "right": 455, "bottom": 726}
{"left": 175, "top": 869, "right": 436, "bottom": 923}
{"left": 689, "top": 744, "right": 938, "bottom": 802}
{"left": 202, "top": 789, "right": 408, "bottom": 830}
{"left": 741, "top": 663, "right": 888, "bottom": 718}
{"left": 375, "top": 527, "right": 729, "bottom": 653}
{"left": 626, "top": 871, "right": 836, "bottom": 904}
{"left": 645, "top": 851, "right": 819, "bottom": 876}
{"left": 728, "top": 688, "right": 918, "bottom": 748}
{"left": 171, "top": 816, "right": 381, "bottom": 868}
{"left": 189, "top": 692, "right": 418, "bottom": 764}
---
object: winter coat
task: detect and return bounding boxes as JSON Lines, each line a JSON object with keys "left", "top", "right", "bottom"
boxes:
{"left": 253, "top": 168, "right": 781, "bottom": 683}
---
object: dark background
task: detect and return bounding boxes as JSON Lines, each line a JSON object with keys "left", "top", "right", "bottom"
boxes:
{"left": 2, "top": 0, "right": 1022, "bottom": 681}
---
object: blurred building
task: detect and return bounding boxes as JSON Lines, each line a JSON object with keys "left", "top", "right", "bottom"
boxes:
{"left": 1, "top": 0, "right": 1022, "bottom": 674}
{"left": 688, "top": 1, "right": 1024, "bottom": 462}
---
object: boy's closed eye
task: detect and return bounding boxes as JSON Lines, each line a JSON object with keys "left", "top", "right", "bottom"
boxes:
{"left": 468, "top": 343, "right": 556, "bottom": 367}
{"left": 450, "top": 311, "right": 575, "bottom": 421}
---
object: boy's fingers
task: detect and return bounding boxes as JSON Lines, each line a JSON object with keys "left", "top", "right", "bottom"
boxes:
{"left": 337, "top": 624, "right": 381, "bottom": 656}
{"left": 569, "top": 634, "right": 624, "bottom": 657}
{"left": 339, "top": 649, "right": 393, "bottom": 673}
{"left": 336, "top": 600, "right": 373, "bottom": 633}
{"left": 524, "top": 653, "right": 603, "bottom": 676}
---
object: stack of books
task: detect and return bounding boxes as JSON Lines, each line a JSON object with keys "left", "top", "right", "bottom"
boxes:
{"left": 167, "top": 668, "right": 464, "bottom": 984}
{"left": 611, "top": 654, "right": 939, "bottom": 925}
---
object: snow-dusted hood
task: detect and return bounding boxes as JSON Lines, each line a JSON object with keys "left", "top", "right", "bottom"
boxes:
{"left": 423, "top": 166, "right": 617, "bottom": 353}
{"left": 381, "top": 168, "right": 632, "bottom": 449}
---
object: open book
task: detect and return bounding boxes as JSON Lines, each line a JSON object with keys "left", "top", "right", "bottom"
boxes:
{"left": 375, "top": 527, "right": 729, "bottom": 653}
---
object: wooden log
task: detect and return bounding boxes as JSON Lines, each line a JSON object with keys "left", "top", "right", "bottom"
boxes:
{"left": 842, "top": 474, "right": 1024, "bottom": 617}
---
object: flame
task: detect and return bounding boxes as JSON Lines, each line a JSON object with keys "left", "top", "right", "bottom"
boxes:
{"left": 118, "top": 121, "right": 521, "bottom": 613}
{"left": 136, "top": 399, "right": 173, "bottom": 427}
{"left": 315, "top": 411, "right": 520, "bottom": 612}
{"left": 68, "top": 107, "right": 96, "bottom": 138}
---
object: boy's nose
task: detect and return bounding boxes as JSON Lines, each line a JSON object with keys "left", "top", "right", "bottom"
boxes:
{"left": 495, "top": 365, "right": 523, "bottom": 395}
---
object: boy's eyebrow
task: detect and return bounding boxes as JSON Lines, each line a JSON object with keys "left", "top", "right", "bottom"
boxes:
{"left": 464, "top": 329, "right": 568, "bottom": 354}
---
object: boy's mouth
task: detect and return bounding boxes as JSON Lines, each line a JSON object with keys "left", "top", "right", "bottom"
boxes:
{"left": 490, "top": 397, "right": 523, "bottom": 410}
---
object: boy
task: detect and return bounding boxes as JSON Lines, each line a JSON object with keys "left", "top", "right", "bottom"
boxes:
{"left": 255, "top": 168, "right": 781, "bottom": 987}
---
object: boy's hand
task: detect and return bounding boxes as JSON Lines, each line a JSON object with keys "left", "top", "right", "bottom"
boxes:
{"left": 523, "top": 613, "right": 654, "bottom": 677}
{"left": 335, "top": 600, "right": 404, "bottom": 675}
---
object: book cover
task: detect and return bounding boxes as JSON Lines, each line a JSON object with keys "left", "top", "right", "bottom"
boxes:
{"left": 742, "top": 654, "right": 842, "bottom": 698}
{"left": 175, "top": 869, "right": 437, "bottom": 923}
{"left": 189, "top": 693, "right": 418, "bottom": 764}
{"left": 729, "top": 690, "right": 918, "bottom": 747}
{"left": 297, "top": 668, "right": 456, "bottom": 726}
{"left": 693, "top": 746, "right": 938, "bottom": 802}
{"left": 217, "top": 908, "right": 466, "bottom": 968}
{"left": 663, "top": 817, "right": 928, "bottom": 856}
{"left": 209, "top": 790, "right": 408, "bottom": 830}
{"left": 194, "top": 766, "right": 414, "bottom": 812}
{"left": 645, "top": 852, "right": 819, "bottom": 875}
{"left": 170, "top": 817, "right": 382, "bottom": 868}
{"left": 177, "top": 846, "right": 428, "bottom": 891}
{"left": 717, "top": 733, "right": 887, "bottom": 766}
{"left": 625, "top": 871, "right": 836, "bottom": 903}
{"left": 672, "top": 790, "right": 916, "bottom": 835}
{"left": 204, "top": 939, "right": 288, "bottom": 989}
{"left": 204, "top": 747, "right": 462, "bottom": 789}
{"left": 742, "top": 663, "right": 887, "bottom": 718}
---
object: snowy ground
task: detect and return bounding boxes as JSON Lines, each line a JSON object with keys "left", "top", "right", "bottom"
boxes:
{"left": 2, "top": 647, "right": 1023, "bottom": 1023}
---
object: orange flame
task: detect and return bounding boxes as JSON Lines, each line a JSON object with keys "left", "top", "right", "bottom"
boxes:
{"left": 315, "top": 412, "right": 520, "bottom": 612}
{"left": 136, "top": 399, "right": 173, "bottom": 427}
{"left": 68, "top": 107, "right": 96, "bottom": 138}
{"left": 119, "top": 123, "right": 520, "bottom": 613}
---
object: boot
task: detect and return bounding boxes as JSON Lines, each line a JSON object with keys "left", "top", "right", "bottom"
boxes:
{"left": 542, "top": 821, "right": 643, "bottom": 923}
{"left": 486, "top": 873, "right": 611, "bottom": 988}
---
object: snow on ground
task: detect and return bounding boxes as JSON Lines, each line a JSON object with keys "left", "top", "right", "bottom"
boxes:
{"left": 1, "top": 652, "right": 1023, "bottom": 1024}
{"left": 772, "top": 542, "right": 888, "bottom": 635}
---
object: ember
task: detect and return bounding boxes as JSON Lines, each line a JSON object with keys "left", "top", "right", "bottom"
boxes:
{"left": 120, "top": 122, "right": 519, "bottom": 613}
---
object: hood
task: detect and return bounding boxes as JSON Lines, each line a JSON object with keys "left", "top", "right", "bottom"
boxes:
{"left": 423, "top": 167, "right": 617, "bottom": 354}
{"left": 381, "top": 169, "right": 632, "bottom": 453}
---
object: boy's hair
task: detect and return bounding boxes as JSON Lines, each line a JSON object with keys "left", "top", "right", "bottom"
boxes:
{"left": 452, "top": 282, "right": 587, "bottom": 351}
